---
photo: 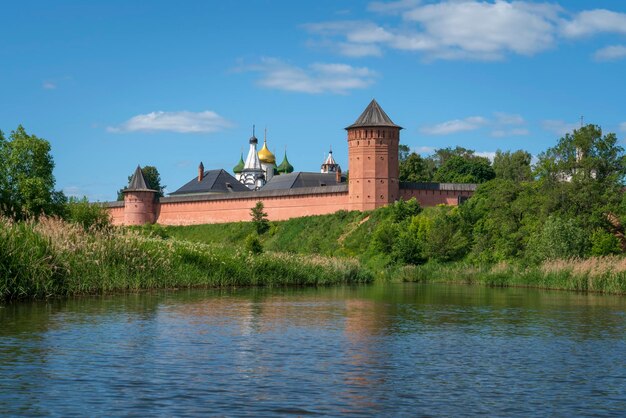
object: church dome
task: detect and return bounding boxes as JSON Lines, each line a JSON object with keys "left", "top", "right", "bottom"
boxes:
{"left": 277, "top": 152, "right": 294, "bottom": 174}
{"left": 258, "top": 140, "right": 276, "bottom": 165}
{"left": 233, "top": 153, "right": 245, "bottom": 174}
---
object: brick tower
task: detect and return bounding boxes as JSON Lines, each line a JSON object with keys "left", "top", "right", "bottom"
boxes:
{"left": 123, "top": 165, "right": 158, "bottom": 225}
{"left": 346, "top": 99, "right": 402, "bottom": 211}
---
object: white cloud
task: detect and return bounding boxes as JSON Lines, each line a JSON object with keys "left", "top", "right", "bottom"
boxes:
{"left": 338, "top": 42, "right": 383, "bottom": 57}
{"left": 402, "top": 1, "right": 560, "bottom": 58}
{"left": 368, "top": 0, "right": 421, "bottom": 14}
{"left": 305, "top": 2, "right": 626, "bottom": 62}
{"left": 494, "top": 112, "right": 525, "bottom": 125}
{"left": 475, "top": 151, "right": 497, "bottom": 162}
{"left": 420, "top": 116, "right": 487, "bottom": 135}
{"left": 306, "top": 1, "right": 562, "bottom": 61}
{"left": 420, "top": 112, "right": 530, "bottom": 137}
{"left": 491, "top": 128, "right": 529, "bottom": 138}
{"left": 247, "top": 57, "right": 376, "bottom": 94}
{"left": 619, "top": 122, "right": 626, "bottom": 132}
{"left": 542, "top": 119, "right": 579, "bottom": 136}
{"left": 415, "top": 145, "right": 435, "bottom": 154}
{"left": 561, "top": 9, "right": 626, "bottom": 38}
{"left": 593, "top": 45, "right": 626, "bottom": 62}
{"left": 63, "top": 186, "right": 84, "bottom": 198}
{"left": 43, "top": 82, "right": 56, "bottom": 90}
{"left": 108, "top": 111, "right": 232, "bottom": 134}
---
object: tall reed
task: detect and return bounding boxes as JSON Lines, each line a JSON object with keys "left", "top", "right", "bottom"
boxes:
{"left": 399, "top": 257, "right": 626, "bottom": 294}
{"left": 0, "top": 217, "right": 372, "bottom": 301}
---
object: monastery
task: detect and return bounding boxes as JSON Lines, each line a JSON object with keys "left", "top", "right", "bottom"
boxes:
{"left": 106, "top": 100, "right": 476, "bottom": 225}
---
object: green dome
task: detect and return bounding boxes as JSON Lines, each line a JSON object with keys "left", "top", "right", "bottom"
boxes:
{"left": 233, "top": 153, "right": 245, "bottom": 174}
{"left": 277, "top": 152, "right": 294, "bottom": 174}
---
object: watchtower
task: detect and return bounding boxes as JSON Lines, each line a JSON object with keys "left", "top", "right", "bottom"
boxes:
{"left": 345, "top": 99, "right": 402, "bottom": 211}
{"left": 123, "top": 165, "right": 158, "bottom": 225}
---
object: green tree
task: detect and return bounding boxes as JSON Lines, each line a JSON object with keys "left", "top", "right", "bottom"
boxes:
{"left": 433, "top": 155, "right": 495, "bottom": 184}
{"left": 0, "top": 125, "right": 66, "bottom": 218}
{"left": 250, "top": 201, "right": 269, "bottom": 235}
{"left": 493, "top": 150, "right": 533, "bottom": 182}
{"left": 528, "top": 216, "right": 589, "bottom": 262}
{"left": 398, "top": 144, "right": 411, "bottom": 163}
{"left": 117, "top": 165, "right": 165, "bottom": 200}
{"left": 536, "top": 124, "right": 625, "bottom": 184}
{"left": 536, "top": 125, "right": 626, "bottom": 230}
{"left": 399, "top": 153, "right": 436, "bottom": 182}
{"left": 429, "top": 146, "right": 478, "bottom": 168}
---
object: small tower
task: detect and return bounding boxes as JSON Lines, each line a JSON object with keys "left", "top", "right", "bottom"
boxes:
{"left": 258, "top": 128, "right": 276, "bottom": 182}
{"left": 233, "top": 153, "right": 245, "bottom": 181}
{"left": 346, "top": 99, "right": 402, "bottom": 211}
{"left": 123, "top": 165, "right": 158, "bottom": 225}
{"left": 321, "top": 147, "right": 341, "bottom": 173}
{"left": 276, "top": 150, "right": 294, "bottom": 175}
{"left": 240, "top": 126, "right": 266, "bottom": 190}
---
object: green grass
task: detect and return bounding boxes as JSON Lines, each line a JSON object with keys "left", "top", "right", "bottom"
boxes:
{"left": 0, "top": 217, "right": 372, "bottom": 301}
{"left": 161, "top": 209, "right": 626, "bottom": 294}
{"left": 395, "top": 259, "right": 626, "bottom": 294}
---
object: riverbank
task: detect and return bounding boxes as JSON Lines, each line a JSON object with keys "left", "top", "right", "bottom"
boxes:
{"left": 395, "top": 258, "right": 626, "bottom": 294}
{"left": 163, "top": 211, "right": 626, "bottom": 295}
{"left": 0, "top": 217, "right": 372, "bottom": 301}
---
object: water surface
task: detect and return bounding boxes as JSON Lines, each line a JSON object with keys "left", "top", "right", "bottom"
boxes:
{"left": 1, "top": 284, "right": 625, "bottom": 416}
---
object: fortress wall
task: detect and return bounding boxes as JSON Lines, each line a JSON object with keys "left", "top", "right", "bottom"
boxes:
{"left": 400, "top": 188, "right": 474, "bottom": 206}
{"left": 154, "top": 191, "right": 350, "bottom": 226}
{"left": 107, "top": 205, "right": 125, "bottom": 225}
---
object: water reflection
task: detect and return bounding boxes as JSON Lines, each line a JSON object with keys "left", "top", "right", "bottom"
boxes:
{"left": 1, "top": 284, "right": 625, "bottom": 416}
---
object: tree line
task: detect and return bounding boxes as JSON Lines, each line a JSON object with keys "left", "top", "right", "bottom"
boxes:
{"left": 384, "top": 124, "right": 626, "bottom": 266}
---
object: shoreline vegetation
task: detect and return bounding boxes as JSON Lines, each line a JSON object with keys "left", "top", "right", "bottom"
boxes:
{"left": 2, "top": 212, "right": 626, "bottom": 301}
{"left": 0, "top": 217, "right": 371, "bottom": 301}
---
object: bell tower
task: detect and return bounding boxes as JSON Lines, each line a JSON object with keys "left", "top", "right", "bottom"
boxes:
{"left": 346, "top": 99, "right": 402, "bottom": 211}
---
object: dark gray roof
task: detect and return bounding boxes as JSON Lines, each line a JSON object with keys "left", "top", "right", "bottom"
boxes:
{"left": 170, "top": 169, "right": 250, "bottom": 195}
{"left": 161, "top": 184, "right": 348, "bottom": 204}
{"left": 262, "top": 172, "right": 345, "bottom": 191}
{"left": 346, "top": 99, "right": 402, "bottom": 129}
{"left": 125, "top": 165, "right": 156, "bottom": 192}
{"left": 400, "top": 182, "right": 477, "bottom": 191}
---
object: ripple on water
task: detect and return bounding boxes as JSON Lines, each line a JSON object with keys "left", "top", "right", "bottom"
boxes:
{"left": 1, "top": 283, "right": 625, "bottom": 416}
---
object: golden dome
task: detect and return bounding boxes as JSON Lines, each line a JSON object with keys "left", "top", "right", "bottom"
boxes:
{"left": 258, "top": 140, "right": 276, "bottom": 165}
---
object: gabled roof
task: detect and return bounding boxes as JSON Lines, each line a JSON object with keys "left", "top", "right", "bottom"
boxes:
{"left": 125, "top": 165, "right": 156, "bottom": 192}
{"left": 345, "top": 99, "right": 402, "bottom": 129}
{"left": 262, "top": 172, "right": 345, "bottom": 191}
{"left": 170, "top": 169, "right": 250, "bottom": 195}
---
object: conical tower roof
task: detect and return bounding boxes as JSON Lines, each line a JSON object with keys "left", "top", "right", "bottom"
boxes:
{"left": 233, "top": 153, "right": 245, "bottom": 174}
{"left": 277, "top": 151, "right": 294, "bottom": 174}
{"left": 345, "top": 99, "right": 402, "bottom": 129}
{"left": 125, "top": 165, "right": 156, "bottom": 192}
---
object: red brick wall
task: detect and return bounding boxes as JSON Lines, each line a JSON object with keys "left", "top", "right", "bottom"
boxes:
{"left": 108, "top": 206, "right": 125, "bottom": 225}
{"left": 400, "top": 188, "right": 474, "bottom": 206}
{"left": 154, "top": 191, "right": 350, "bottom": 226}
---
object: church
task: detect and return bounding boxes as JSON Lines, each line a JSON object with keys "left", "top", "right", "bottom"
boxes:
{"left": 106, "top": 100, "right": 476, "bottom": 226}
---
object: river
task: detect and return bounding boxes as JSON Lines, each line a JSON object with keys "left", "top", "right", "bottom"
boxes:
{"left": 1, "top": 283, "right": 625, "bottom": 416}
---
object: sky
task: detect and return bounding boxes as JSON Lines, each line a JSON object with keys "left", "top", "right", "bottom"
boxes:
{"left": 1, "top": 0, "right": 626, "bottom": 201}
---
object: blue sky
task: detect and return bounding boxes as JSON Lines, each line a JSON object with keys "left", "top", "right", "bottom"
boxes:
{"left": 1, "top": 0, "right": 626, "bottom": 201}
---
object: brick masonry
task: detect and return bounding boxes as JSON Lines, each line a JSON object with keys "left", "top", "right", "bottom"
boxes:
{"left": 105, "top": 103, "right": 477, "bottom": 225}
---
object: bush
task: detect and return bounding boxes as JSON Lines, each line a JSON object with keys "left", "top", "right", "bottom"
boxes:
{"left": 590, "top": 229, "right": 621, "bottom": 256}
{"left": 528, "top": 216, "right": 589, "bottom": 262}
{"left": 65, "top": 197, "right": 111, "bottom": 230}
{"left": 245, "top": 233, "right": 263, "bottom": 254}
